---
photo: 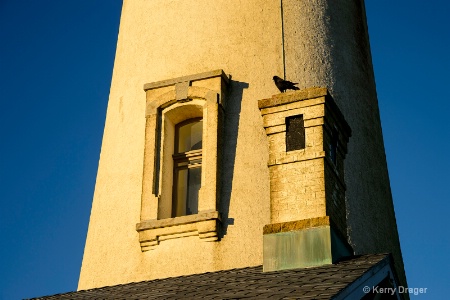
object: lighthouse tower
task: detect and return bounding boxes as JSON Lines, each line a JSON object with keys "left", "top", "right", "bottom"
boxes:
{"left": 79, "top": 0, "right": 406, "bottom": 290}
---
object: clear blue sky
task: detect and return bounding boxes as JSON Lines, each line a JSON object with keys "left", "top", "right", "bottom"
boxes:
{"left": 0, "top": 1, "right": 448, "bottom": 299}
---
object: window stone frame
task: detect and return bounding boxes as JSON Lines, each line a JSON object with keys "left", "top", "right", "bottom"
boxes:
{"left": 137, "top": 70, "right": 228, "bottom": 251}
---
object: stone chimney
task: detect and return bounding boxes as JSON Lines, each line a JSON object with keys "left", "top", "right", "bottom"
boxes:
{"left": 259, "top": 87, "right": 352, "bottom": 271}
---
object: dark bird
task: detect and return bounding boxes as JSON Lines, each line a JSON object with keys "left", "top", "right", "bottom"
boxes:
{"left": 273, "top": 76, "right": 300, "bottom": 93}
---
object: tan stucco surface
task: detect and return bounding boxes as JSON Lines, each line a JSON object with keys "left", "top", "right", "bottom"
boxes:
{"left": 281, "top": 0, "right": 405, "bottom": 285}
{"left": 79, "top": 0, "right": 279, "bottom": 289}
{"left": 79, "top": 0, "right": 405, "bottom": 290}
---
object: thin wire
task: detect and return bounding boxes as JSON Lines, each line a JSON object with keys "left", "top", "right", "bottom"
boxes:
{"left": 281, "top": 0, "right": 286, "bottom": 80}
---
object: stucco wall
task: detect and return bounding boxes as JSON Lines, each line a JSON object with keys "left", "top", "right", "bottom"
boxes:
{"left": 79, "top": 0, "right": 280, "bottom": 289}
{"left": 79, "top": 0, "right": 405, "bottom": 289}
{"left": 282, "top": 0, "right": 405, "bottom": 285}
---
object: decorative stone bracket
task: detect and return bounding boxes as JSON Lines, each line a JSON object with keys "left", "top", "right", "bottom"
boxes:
{"left": 136, "top": 210, "right": 221, "bottom": 252}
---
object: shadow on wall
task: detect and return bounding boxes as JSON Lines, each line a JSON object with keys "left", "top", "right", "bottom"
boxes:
{"left": 219, "top": 79, "right": 249, "bottom": 238}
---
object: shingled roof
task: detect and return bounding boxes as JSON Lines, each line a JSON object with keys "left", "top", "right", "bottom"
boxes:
{"left": 31, "top": 254, "right": 401, "bottom": 300}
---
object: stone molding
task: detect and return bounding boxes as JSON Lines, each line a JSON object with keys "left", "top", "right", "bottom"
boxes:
{"left": 263, "top": 216, "right": 330, "bottom": 234}
{"left": 137, "top": 210, "right": 221, "bottom": 252}
{"left": 144, "top": 69, "right": 229, "bottom": 91}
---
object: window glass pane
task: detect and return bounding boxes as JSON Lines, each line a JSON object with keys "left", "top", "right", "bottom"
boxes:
{"left": 173, "top": 166, "right": 201, "bottom": 217}
{"left": 177, "top": 119, "right": 203, "bottom": 153}
{"left": 186, "top": 166, "right": 201, "bottom": 215}
{"left": 174, "top": 169, "right": 188, "bottom": 217}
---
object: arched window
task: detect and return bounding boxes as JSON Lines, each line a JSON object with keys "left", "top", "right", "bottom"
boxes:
{"left": 137, "top": 70, "right": 228, "bottom": 251}
{"left": 172, "top": 118, "right": 203, "bottom": 217}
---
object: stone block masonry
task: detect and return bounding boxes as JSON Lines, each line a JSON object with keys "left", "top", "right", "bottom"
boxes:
{"left": 259, "top": 87, "right": 351, "bottom": 246}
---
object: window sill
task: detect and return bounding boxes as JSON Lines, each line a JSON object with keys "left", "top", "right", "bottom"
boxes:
{"left": 136, "top": 210, "right": 221, "bottom": 251}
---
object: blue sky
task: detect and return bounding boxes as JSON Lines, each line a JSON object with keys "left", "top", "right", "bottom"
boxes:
{"left": 0, "top": 1, "right": 449, "bottom": 299}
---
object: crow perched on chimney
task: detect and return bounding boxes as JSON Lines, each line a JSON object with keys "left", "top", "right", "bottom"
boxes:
{"left": 273, "top": 76, "right": 300, "bottom": 93}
